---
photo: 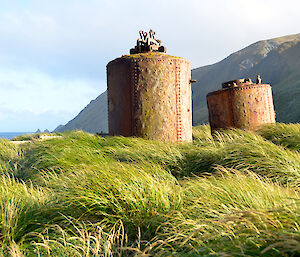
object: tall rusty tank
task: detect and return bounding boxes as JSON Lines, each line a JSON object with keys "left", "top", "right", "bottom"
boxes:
{"left": 107, "top": 30, "right": 192, "bottom": 142}
{"left": 206, "top": 77, "right": 276, "bottom": 132}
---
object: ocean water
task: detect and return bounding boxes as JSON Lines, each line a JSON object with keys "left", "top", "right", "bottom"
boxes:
{"left": 0, "top": 132, "right": 33, "bottom": 140}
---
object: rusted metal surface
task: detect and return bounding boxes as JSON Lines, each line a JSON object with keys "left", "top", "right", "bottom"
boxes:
{"left": 130, "top": 29, "right": 166, "bottom": 54}
{"left": 207, "top": 79, "right": 276, "bottom": 132}
{"left": 107, "top": 52, "right": 192, "bottom": 142}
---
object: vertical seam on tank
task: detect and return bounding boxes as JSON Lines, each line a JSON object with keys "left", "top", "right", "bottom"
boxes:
{"left": 267, "top": 86, "right": 272, "bottom": 122}
{"left": 271, "top": 86, "right": 275, "bottom": 121}
{"left": 229, "top": 88, "right": 236, "bottom": 127}
{"left": 175, "top": 61, "right": 182, "bottom": 142}
{"left": 270, "top": 86, "right": 275, "bottom": 121}
{"left": 132, "top": 60, "right": 138, "bottom": 136}
{"left": 106, "top": 65, "right": 110, "bottom": 135}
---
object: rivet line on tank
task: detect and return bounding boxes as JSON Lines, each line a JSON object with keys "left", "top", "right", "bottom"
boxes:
{"left": 133, "top": 61, "right": 139, "bottom": 135}
{"left": 175, "top": 64, "right": 182, "bottom": 142}
{"left": 106, "top": 66, "right": 110, "bottom": 134}
{"left": 267, "top": 87, "right": 272, "bottom": 122}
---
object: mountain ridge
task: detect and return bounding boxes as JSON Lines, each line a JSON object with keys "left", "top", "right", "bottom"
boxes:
{"left": 54, "top": 91, "right": 108, "bottom": 133}
{"left": 192, "top": 33, "right": 300, "bottom": 124}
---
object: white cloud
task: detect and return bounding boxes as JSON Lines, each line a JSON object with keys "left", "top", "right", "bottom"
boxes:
{"left": 0, "top": 69, "right": 103, "bottom": 113}
{"left": 0, "top": 108, "right": 72, "bottom": 132}
{"left": 0, "top": 69, "right": 104, "bottom": 131}
{"left": 1, "top": 0, "right": 300, "bottom": 69}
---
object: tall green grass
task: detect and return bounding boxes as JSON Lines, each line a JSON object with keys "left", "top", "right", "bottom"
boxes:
{"left": 185, "top": 126, "right": 300, "bottom": 187}
{"left": 0, "top": 140, "right": 23, "bottom": 179}
{"left": 0, "top": 124, "right": 299, "bottom": 256}
{"left": 258, "top": 123, "right": 300, "bottom": 151}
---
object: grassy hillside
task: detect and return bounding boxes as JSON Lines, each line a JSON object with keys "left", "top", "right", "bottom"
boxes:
{"left": 0, "top": 123, "right": 299, "bottom": 256}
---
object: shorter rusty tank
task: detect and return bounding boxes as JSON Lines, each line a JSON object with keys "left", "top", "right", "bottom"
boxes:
{"left": 107, "top": 30, "right": 193, "bottom": 142}
{"left": 206, "top": 77, "right": 275, "bottom": 132}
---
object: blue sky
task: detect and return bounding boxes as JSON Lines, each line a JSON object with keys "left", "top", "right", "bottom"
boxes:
{"left": 0, "top": 0, "right": 299, "bottom": 132}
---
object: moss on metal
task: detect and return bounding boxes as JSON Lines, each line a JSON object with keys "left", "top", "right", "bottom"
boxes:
{"left": 136, "top": 57, "right": 176, "bottom": 141}
{"left": 121, "top": 52, "right": 183, "bottom": 59}
{"left": 107, "top": 54, "right": 192, "bottom": 142}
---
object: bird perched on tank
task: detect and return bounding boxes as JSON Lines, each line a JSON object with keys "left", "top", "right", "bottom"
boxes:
{"left": 256, "top": 74, "right": 262, "bottom": 84}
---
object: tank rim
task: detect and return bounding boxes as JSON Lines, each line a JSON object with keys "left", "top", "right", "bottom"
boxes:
{"left": 107, "top": 52, "right": 188, "bottom": 66}
{"left": 206, "top": 84, "right": 271, "bottom": 97}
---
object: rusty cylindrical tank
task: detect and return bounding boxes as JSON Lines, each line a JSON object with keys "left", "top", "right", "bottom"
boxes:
{"left": 206, "top": 79, "right": 275, "bottom": 132}
{"left": 107, "top": 52, "right": 192, "bottom": 142}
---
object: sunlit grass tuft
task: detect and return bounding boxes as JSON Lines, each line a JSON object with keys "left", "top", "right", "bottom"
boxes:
{"left": 258, "top": 123, "right": 300, "bottom": 151}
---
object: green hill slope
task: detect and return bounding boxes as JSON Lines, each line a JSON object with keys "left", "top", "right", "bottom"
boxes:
{"left": 55, "top": 33, "right": 300, "bottom": 133}
{"left": 0, "top": 124, "right": 299, "bottom": 255}
{"left": 54, "top": 91, "right": 108, "bottom": 133}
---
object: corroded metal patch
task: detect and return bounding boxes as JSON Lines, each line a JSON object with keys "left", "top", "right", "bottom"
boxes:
{"left": 207, "top": 83, "right": 276, "bottom": 132}
{"left": 107, "top": 53, "right": 192, "bottom": 142}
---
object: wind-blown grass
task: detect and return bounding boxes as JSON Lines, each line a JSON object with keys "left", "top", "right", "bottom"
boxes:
{"left": 0, "top": 124, "right": 299, "bottom": 256}
{"left": 0, "top": 140, "right": 23, "bottom": 179}
{"left": 257, "top": 123, "right": 300, "bottom": 151}
{"left": 184, "top": 126, "right": 300, "bottom": 187}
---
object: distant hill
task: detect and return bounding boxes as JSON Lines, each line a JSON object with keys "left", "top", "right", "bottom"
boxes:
{"left": 54, "top": 91, "right": 108, "bottom": 133}
{"left": 55, "top": 33, "right": 300, "bottom": 133}
{"left": 192, "top": 33, "right": 300, "bottom": 124}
